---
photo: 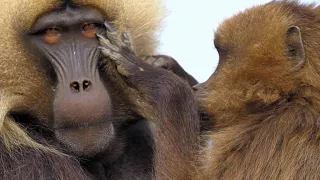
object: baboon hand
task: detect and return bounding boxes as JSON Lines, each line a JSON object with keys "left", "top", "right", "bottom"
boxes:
{"left": 143, "top": 55, "right": 198, "bottom": 86}
{"left": 97, "top": 21, "right": 144, "bottom": 77}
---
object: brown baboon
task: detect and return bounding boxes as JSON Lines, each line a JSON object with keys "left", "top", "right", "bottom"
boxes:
{"left": 197, "top": 1, "right": 320, "bottom": 179}
{"left": 0, "top": 0, "right": 187, "bottom": 179}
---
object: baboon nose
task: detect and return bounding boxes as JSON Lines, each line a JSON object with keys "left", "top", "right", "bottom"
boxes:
{"left": 70, "top": 80, "right": 92, "bottom": 92}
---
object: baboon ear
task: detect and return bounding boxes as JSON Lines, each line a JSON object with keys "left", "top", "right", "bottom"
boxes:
{"left": 285, "top": 26, "right": 305, "bottom": 68}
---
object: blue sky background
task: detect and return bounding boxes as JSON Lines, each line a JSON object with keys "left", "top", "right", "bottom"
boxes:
{"left": 159, "top": 0, "right": 318, "bottom": 82}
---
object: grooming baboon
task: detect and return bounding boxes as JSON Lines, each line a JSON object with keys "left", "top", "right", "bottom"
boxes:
{"left": 197, "top": 1, "right": 320, "bottom": 179}
{"left": 0, "top": 0, "right": 192, "bottom": 179}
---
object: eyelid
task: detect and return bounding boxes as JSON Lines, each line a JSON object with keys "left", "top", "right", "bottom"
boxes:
{"left": 45, "top": 27, "right": 60, "bottom": 34}
{"left": 81, "top": 22, "right": 104, "bottom": 38}
{"left": 30, "top": 26, "right": 62, "bottom": 36}
{"left": 215, "top": 44, "right": 223, "bottom": 52}
{"left": 82, "top": 22, "right": 104, "bottom": 31}
{"left": 214, "top": 41, "right": 228, "bottom": 53}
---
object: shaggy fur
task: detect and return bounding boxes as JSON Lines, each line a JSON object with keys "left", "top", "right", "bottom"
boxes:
{"left": 199, "top": 1, "right": 320, "bottom": 179}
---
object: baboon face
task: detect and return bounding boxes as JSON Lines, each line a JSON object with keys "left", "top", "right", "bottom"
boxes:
{"left": 202, "top": 6, "right": 305, "bottom": 116}
{"left": 25, "top": 5, "right": 115, "bottom": 156}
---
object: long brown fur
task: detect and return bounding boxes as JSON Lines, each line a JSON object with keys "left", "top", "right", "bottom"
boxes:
{"left": 198, "top": 1, "right": 320, "bottom": 179}
{"left": 0, "top": 0, "right": 164, "bottom": 179}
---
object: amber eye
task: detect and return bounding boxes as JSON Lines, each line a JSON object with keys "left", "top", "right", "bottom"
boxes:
{"left": 82, "top": 23, "right": 101, "bottom": 38}
{"left": 83, "top": 23, "right": 97, "bottom": 31}
{"left": 44, "top": 27, "right": 61, "bottom": 44}
{"left": 45, "top": 27, "right": 60, "bottom": 35}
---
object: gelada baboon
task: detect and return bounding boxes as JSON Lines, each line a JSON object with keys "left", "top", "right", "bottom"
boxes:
{"left": 0, "top": 0, "right": 193, "bottom": 179}
{"left": 196, "top": 1, "right": 320, "bottom": 179}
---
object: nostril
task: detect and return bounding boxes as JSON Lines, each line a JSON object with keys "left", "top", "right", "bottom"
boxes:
{"left": 70, "top": 81, "right": 80, "bottom": 92}
{"left": 83, "top": 80, "right": 92, "bottom": 91}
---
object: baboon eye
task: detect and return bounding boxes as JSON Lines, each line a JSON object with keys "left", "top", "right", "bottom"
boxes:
{"left": 214, "top": 41, "right": 221, "bottom": 52}
{"left": 45, "top": 27, "right": 60, "bottom": 35}
{"left": 214, "top": 42, "right": 225, "bottom": 53}
{"left": 44, "top": 27, "right": 61, "bottom": 44}
{"left": 215, "top": 46, "right": 221, "bottom": 53}
{"left": 83, "top": 23, "right": 98, "bottom": 31}
{"left": 214, "top": 43, "right": 228, "bottom": 62}
{"left": 215, "top": 44, "right": 224, "bottom": 55}
{"left": 82, "top": 23, "right": 102, "bottom": 38}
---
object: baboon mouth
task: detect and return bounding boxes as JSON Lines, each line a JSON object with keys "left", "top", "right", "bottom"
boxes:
{"left": 54, "top": 119, "right": 112, "bottom": 130}
{"left": 54, "top": 119, "right": 115, "bottom": 156}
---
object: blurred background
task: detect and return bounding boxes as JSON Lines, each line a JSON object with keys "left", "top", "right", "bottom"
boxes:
{"left": 158, "top": 0, "right": 318, "bottom": 83}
